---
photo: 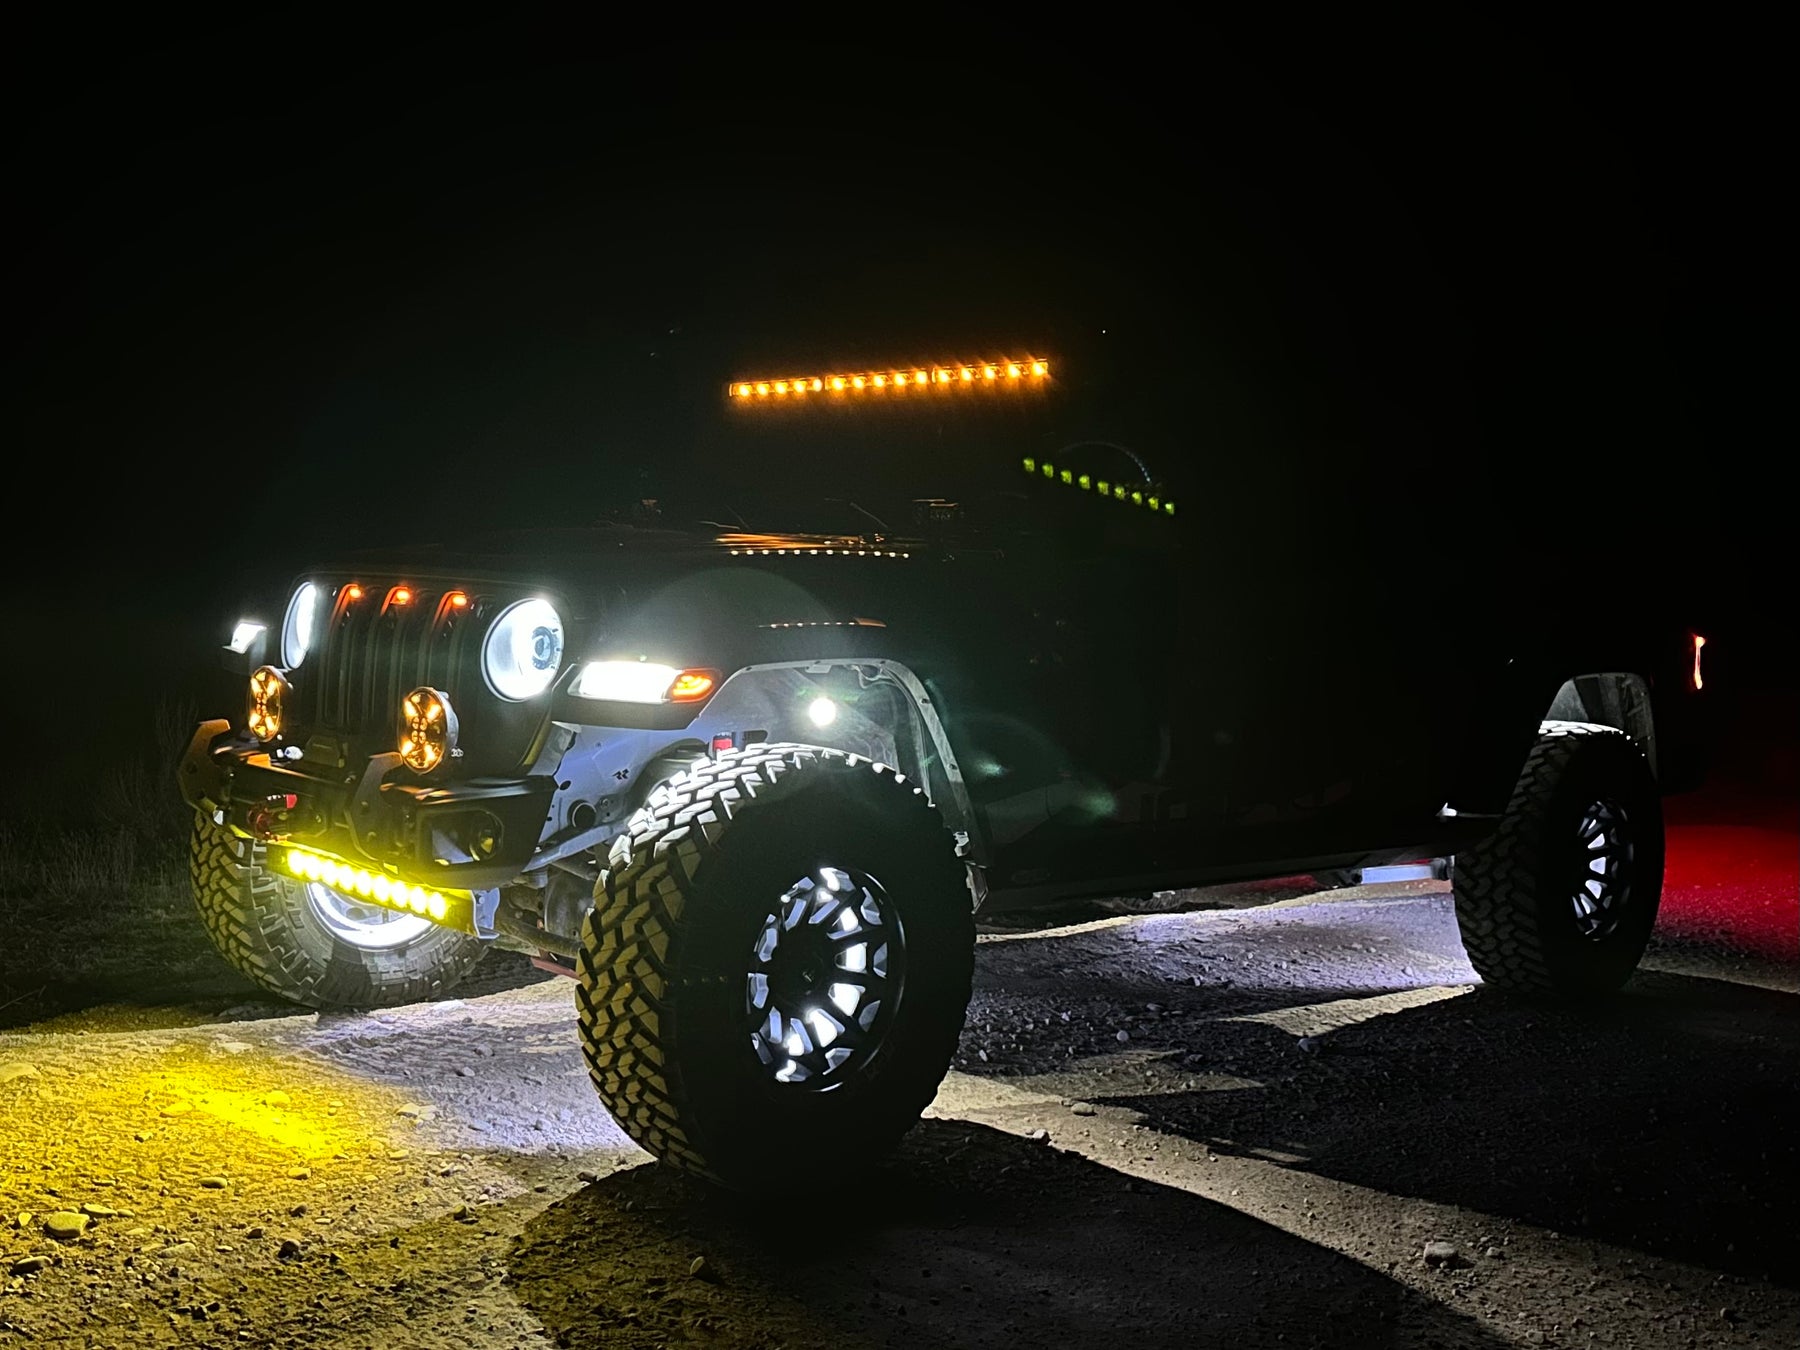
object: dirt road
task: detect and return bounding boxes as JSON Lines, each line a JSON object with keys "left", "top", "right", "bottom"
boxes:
{"left": 3, "top": 881, "right": 1796, "bottom": 1348}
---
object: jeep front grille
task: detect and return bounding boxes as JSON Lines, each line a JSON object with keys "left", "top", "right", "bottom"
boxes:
{"left": 295, "top": 578, "right": 550, "bottom": 776}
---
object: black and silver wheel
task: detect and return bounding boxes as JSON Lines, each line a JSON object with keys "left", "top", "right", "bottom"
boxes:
{"left": 747, "top": 865, "right": 904, "bottom": 1086}
{"left": 1453, "top": 721, "right": 1664, "bottom": 997}
{"left": 188, "top": 813, "right": 486, "bottom": 1008}
{"left": 577, "top": 743, "right": 974, "bottom": 1189}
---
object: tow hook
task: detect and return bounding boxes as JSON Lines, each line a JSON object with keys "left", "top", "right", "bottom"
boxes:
{"left": 245, "top": 793, "right": 300, "bottom": 841}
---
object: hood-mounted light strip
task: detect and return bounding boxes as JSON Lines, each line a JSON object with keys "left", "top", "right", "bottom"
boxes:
{"left": 1022, "top": 457, "right": 1175, "bottom": 516}
{"left": 730, "top": 360, "right": 1048, "bottom": 401}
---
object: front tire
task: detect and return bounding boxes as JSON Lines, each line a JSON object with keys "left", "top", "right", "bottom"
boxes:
{"left": 577, "top": 744, "right": 974, "bottom": 1189}
{"left": 188, "top": 813, "right": 487, "bottom": 1008}
{"left": 1453, "top": 721, "right": 1664, "bottom": 997}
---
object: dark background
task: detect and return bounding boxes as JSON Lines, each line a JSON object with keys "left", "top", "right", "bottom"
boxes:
{"left": 3, "top": 18, "right": 1789, "bottom": 819}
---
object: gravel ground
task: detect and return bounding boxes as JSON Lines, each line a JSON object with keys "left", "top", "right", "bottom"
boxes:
{"left": 2, "top": 882, "right": 1796, "bottom": 1348}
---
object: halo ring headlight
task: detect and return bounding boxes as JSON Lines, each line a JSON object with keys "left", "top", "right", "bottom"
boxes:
{"left": 281, "top": 582, "right": 320, "bottom": 667}
{"left": 481, "top": 598, "right": 565, "bottom": 701}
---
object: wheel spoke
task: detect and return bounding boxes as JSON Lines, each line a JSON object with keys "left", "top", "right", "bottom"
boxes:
{"left": 744, "top": 863, "right": 904, "bottom": 1089}
{"left": 1566, "top": 799, "right": 1634, "bottom": 941}
{"left": 820, "top": 1016, "right": 869, "bottom": 1052}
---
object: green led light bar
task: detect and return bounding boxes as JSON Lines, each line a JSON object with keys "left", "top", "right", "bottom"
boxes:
{"left": 1021, "top": 458, "right": 1175, "bottom": 515}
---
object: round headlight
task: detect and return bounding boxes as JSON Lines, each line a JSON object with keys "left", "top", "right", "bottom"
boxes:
{"left": 482, "top": 598, "right": 564, "bottom": 700}
{"left": 281, "top": 582, "right": 320, "bottom": 667}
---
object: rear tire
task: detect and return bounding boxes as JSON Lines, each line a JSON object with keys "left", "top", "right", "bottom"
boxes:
{"left": 577, "top": 744, "right": 974, "bottom": 1189}
{"left": 1452, "top": 721, "right": 1663, "bottom": 997}
{"left": 188, "top": 813, "right": 487, "bottom": 1008}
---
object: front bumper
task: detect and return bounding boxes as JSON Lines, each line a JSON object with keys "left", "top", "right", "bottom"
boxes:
{"left": 179, "top": 719, "right": 557, "bottom": 891}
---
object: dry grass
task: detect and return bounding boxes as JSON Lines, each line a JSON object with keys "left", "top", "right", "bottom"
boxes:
{"left": 0, "top": 697, "right": 193, "bottom": 917}
{"left": 0, "top": 697, "right": 250, "bottom": 1025}
{"left": 0, "top": 822, "right": 148, "bottom": 911}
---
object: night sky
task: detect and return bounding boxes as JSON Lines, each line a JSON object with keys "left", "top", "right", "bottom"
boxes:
{"left": 4, "top": 19, "right": 1787, "bottom": 816}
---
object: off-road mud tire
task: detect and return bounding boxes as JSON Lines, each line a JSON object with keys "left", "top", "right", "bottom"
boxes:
{"left": 188, "top": 812, "right": 487, "bottom": 1008}
{"left": 1453, "top": 721, "right": 1663, "bottom": 997}
{"left": 577, "top": 744, "right": 974, "bottom": 1189}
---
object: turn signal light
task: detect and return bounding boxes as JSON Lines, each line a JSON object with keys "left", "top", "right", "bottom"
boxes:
{"left": 668, "top": 670, "right": 717, "bottom": 701}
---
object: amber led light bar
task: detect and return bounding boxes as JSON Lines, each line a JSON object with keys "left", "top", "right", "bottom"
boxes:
{"left": 280, "top": 846, "right": 474, "bottom": 931}
{"left": 729, "top": 359, "right": 1048, "bottom": 401}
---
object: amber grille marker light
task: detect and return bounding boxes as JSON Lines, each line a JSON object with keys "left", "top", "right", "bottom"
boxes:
{"left": 730, "top": 359, "right": 1048, "bottom": 400}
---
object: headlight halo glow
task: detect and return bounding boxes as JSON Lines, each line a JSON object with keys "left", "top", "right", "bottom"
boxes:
{"left": 281, "top": 582, "right": 321, "bottom": 667}
{"left": 481, "top": 597, "right": 565, "bottom": 701}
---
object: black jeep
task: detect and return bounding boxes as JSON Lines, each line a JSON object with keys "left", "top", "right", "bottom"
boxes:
{"left": 178, "top": 312, "right": 1706, "bottom": 1189}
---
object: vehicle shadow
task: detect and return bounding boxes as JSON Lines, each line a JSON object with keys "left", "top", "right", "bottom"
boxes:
{"left": 506, "top": 1118, "right": 1509, "bottom": 1350}
{"left": 1094, "top": 971, "right": 1800, "bottom": 1287}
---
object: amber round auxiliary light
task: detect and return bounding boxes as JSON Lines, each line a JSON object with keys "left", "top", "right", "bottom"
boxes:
{"left": 397, "top": 686, "right": 459, "bottom": 773}
{"left": 247, "top": 666, "right": 289, "bottom": 742}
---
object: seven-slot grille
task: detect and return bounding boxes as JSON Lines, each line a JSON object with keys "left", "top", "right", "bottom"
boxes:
{"left": 298, "top": 579, "right": 546, "bottom": 774}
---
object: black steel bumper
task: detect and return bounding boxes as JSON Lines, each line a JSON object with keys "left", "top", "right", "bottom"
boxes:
{"left": 179, "top": 720, "right": 557, "bottom": 890}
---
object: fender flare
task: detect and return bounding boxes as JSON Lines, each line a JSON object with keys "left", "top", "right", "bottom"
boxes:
{"left": 696, "top": 657, "right": 983, "bottom": 866}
